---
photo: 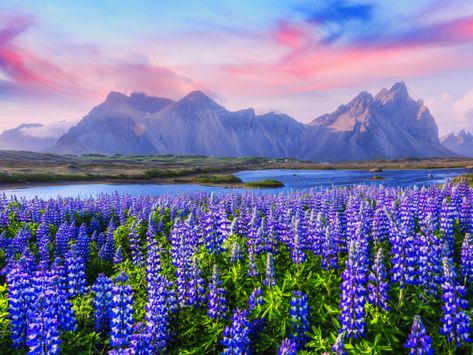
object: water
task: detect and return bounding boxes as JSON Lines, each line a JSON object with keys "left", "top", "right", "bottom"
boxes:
{"left": 0, "top": 168, "right": 467, "bottom": 199}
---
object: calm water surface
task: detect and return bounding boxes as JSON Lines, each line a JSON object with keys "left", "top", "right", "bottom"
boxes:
{"left": 0, "top": 168, "right": 468, "bottom": 199}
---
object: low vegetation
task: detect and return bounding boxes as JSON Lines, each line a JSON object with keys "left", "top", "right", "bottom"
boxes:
{"left": 194, "top": 174, "right": 242, "bottom": 185}
{"left": 243, "top": 179, "right": 285, "bottom": 188}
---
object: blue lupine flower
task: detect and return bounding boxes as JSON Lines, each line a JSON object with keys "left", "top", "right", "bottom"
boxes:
{"left": 278, "top": 338, "right": 297, "bottom": 355}
{"left": 129, "top": 323, "right": 153, "bottom": 355}
{"left": 332, "top": 331, "right": 347, "bottom": 355}
{"left": 145, "top": 245, "right": 170, "bottom": 352}
{"left": 339, "top": 239, "right": 367, "bottom": 339}
{"left": 230, "top": 241, "right": 243, "bottom": 263}
{"left": 404, "top": 315, "right": 433, "bottom": 355}
{"left": 54, "top": 222, "right": 71, "bottom": 259}
{"left": 7, "top": 265, "right": 33, "bottom": 348}
{"left": 110, "top": 273, "right": 135, "bottom": 349}
{"left": 114, "top": 245, "right": 124, "bottom": 264}
{"left": 440, "top": 258, "right": 471, "bottom": 345}
{"left": 440, "top": 199, "right": 455, "bottom": 257}
{"left": 76, "top": 223, "right": 90, "bottom": 264}
{"left": 248, "top": 287, "right": 264, "bottom": 312}
{"left": 367, "top": 247, "right": 389, "bottom": 311}
{"left": 290, "top": 219, "right": 306, "bottom": 264}
{"left": 263, "top": 252, "right": 276, "bottom": 287}
{"left": 461, "top": 234, "right": 473, "bottom": 284}
{"left": 92, "top": 274, "right": 113, "bottom": 335}
{"left": 50, "top": 261, "right": 77, "bottom": 332}
{"left": 65, "top": 244, "right": 87, "bottom": 298}
{"left": 221, "top": 308, "right": 251, "bottom": 354}
{"left": 128, "top": 222, "right": 144, "bottom": 267}
{"left": 26, "top": 289, "right": 60, "bottom": 355}
{"left": 100, "top": 220, "right": 116, "bottom": 261}
{"left": 187, "top": 256, "right": 206, "bottom": 307}
{"left": 207, "top": 265, "right": 228, "bottom": 319}
{"left": 289, "top": 290, "right": 310, "bottom": 349}
{"left": 247, "top": 247, "right": 259, "bottom": 277}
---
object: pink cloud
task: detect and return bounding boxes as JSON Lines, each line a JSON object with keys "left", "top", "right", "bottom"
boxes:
{"left": 219, "top": 14, "right": 473, "bottom": 96}
{"left": 0, "top": 12, "right": 203, "bottom": 102}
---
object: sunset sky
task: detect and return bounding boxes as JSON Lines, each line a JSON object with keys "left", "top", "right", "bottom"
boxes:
{"left": 1, "top": 0, "right": 473, "bottom": 134}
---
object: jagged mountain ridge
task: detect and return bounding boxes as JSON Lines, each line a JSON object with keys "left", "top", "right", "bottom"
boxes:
{"left": 441, "top": 130, "right": 473, "bottom": 157}
{"left": 303, "top": 82, "right": 450, "bottom": 161}
{"left": 51, "top": 82, "right": 454, "bottom": 161}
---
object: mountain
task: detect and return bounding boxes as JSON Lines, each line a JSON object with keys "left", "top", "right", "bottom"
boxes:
{"left": 302, "top": 82, "right": 452, "bottom": 161}
{"left": 54, "top": 92, "right": 173, "bottom": 154}
{"left": 441, "top": 130, "right": 473, "bottom": 157}
{"left": 54, "top": 90, "right": 307, "bottom": 157}
{"left": 0, "top": 121, "right": 73, "bottom": 152}
{"left": 52, "top": 82, "right": 455, "bottom": 161}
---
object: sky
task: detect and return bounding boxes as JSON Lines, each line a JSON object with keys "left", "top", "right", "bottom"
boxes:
{"left": 1, "top": 0, "right": 473, "bottom": 135}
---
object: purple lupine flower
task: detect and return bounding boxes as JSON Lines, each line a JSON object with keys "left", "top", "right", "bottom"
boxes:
{"left": 248, "top": 287, "right": 264, "bottom": 312}
{"left": 367, "top": 247, "right": 389, "bottom": 311}
{"left": 36, "top": 223, "right": 51, "bottom": 270}
{"left": 461, "top": 234, "right": 473, "bottom": 284}
{"left": 54, "top": 222, "right": 71, "bottom": 259}
{"left": 230, "top": 241, "right": 243, "bottom": 263}
{"left": 50, "top": 261, "right": 77, "bottom": 332}
{"left": 76, "top": 223, "right": 90, "bottom": 264}
{"left": 460, "top": 197, "right": 470, "bottom": 233}
{"left": 339, "top": 239, "right": 367, "bottom": 339}
{"left": 92, "top": 274, "right": 113, "bottom": 335}
{"left": 404, "top": 315, "right": 433, "bottom": 355}
{"left": 110, "top": 273, "right": 135, "bottom": 349}
{"left": 247, "top": 246, "right": 259, "bottom": 277}
{"left": 440, "top": 199, "right": 455, "bottom": 257}
{"left": 290, "top": 218, "right": 306, "bottom": 264}
{"left": 322, "top": 225, "right": 338, "bottom": 269}
{"left": 332, "top": 331, "right": 347, "bottom": 355}
{"left": 129, "top": 323, "right": 153, "bottom": 355}
{"left": 65, "top": 244, "right": 87, "bottom": 298}
{"left": 114, "top": 245, "right": 124, "bottom": 264}
{"left": 128, "top": 221, "right": 144, "bottom": 267}
{"left": 99, "top": 223, "right": 115, "bottom": 261}
{"left": 289, "top": 291, "right": 310, "bottom": 349}
{"left": 146, "top": 213, "right": 157, "bottom": 245}
{"left": 7, "top": 264, "right": 33, "bottom": 348}
{"left": 26, "top": 289, "right": 60, "bottom": 355}
{"left": 221, "top": 308, "right": 251, "bottom": 354}
{"left": 263, "top": 252, "right": 276, "bottom": 287}
{"left": 207, "top": 265, "right": 228, "bottom": 319}
{"left": 187, "top": 256, "right": 206, "bottom": 307}
{"left": 278, "top": 338, "right": 297, "bottom": 355}
{"left": 440, "top": 258, "right": 471, "bottom": 345}
{"left": 145, "top": 245, "right": 170, "bottom": 352}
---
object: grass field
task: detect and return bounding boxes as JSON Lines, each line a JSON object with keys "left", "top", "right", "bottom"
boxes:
{"left": 0, "top": 150, "right": 472, "bottom": 186}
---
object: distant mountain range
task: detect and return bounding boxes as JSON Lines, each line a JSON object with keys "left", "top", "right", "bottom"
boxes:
{"left": 1, "top": 82, "right": 469, "bottom": 161}
{"left": 0, "top": 121, "right": 74, "bottom": 152}
{"left": 441, "top": 130, "right": 473, "bottom": 157}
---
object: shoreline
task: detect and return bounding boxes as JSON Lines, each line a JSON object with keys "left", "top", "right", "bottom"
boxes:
{"left": 0, "top": 165, "right": 470, "bottom": 191}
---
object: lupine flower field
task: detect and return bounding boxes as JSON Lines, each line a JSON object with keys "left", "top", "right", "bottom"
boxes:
{"left": 0, "top": 181, "right": 473, "bottom": 354}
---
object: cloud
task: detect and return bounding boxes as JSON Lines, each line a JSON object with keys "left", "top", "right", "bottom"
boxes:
{"left": 427, "top": 89, "right": 473, "bottom": 134}
{"left": 0, "top": 11, "right": 203, "bottom": 103}
{"left": 19, "top": 120, "right": 76, "bottom": 138}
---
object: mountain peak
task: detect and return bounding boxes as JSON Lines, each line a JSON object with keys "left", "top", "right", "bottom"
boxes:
{"left": 351, "top": 91, "right": 374, "bottom": 105}
{"left": 105, "top": 91, "right": 128, "bottom": 104}
{"left": 375, "top": 81, "right": 410, "bottom": 103}
{"left": 390, "top": 81, "right": 408, "bottom": 94}
{"left": 175, "top": 90, "right": 224, "bottom": 111}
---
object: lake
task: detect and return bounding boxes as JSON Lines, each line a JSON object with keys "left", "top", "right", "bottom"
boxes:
{"left": 0, "top": 168, "right": 468, "bottom": 199}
